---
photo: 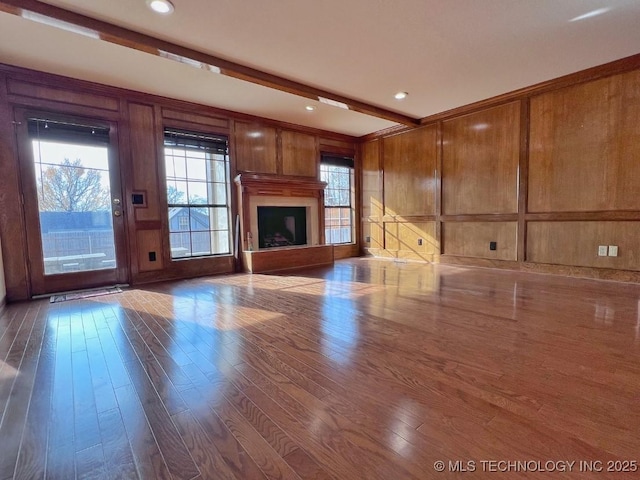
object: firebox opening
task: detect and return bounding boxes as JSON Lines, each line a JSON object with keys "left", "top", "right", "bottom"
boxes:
{"left": 257, "top": 206, "right": 307, "bottom": 249}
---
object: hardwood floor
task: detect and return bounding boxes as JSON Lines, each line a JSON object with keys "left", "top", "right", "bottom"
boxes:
{"left": 1, "top": 258, "right": 640, "bottom": 479}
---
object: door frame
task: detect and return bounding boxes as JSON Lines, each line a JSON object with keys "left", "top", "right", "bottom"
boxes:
{"left": 15, "top": 107, "right": 129, "bottom": 295}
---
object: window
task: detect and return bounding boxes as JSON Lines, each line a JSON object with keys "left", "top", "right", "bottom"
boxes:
{"left": 178, "top": 215, "right": 189, "bottom": 231}
{"left": 321, "top": 156, "right": 354, "bottom": 244}
{"left": 163, "top": 129, "right": 231, "bottom": 258}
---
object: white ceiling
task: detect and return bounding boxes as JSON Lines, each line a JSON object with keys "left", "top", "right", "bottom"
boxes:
{"left": 1, "top": 0, "right": 640, "bottom": 136}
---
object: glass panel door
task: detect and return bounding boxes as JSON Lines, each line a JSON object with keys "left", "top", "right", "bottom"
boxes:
{"left": 17, "top": 111, "right": 128, "bottom": 296}
{"left": 33, "top": 139, "right": 116, "bottom": 275}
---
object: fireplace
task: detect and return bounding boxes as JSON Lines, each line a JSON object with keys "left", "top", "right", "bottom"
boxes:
{"left": 235, "top": 173, "right": 334, "bottom": 272}
{"left": 257, "top": 206, "right": 307, "bottom": 248}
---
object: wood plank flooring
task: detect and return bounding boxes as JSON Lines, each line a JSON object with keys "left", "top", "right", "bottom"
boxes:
{"left": 1, "top": 258, "right": 640, "bottom": 479}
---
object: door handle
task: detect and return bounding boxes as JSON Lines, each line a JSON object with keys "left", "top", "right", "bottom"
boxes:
{"left": 114, "top": 210, "right": 122, "bottom": 217}
{"left": 113, "top": 198, "right": 121, "bottom": 205}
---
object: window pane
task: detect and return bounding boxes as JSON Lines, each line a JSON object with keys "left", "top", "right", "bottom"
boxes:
{"left": 189, "top": 207, "right": 210, "bottom": 231}
{"left": 191, "top": 231, "right": 212, "bottom": 256}
{"left": 187, "top": 181, "right": 208, "bottom": 203}
{"left": 172, "top": 181, "right": 188, "bottom": 204}
{"left": 213, "top": 183, "right": 227, "bottom": 204}
{"left": 212, "top": 207, "right": 229, "bottom": 230}
{"left": 187, "top": 158, "right": 207, "bottom": 180}
{"left": 164, "top": 157, "right": 175, "bottom": 178}
{"left": 214, "top": 230, "right": 230, "bottom": 254}
{"left": 173, "top": 155, "right": 187, "bottom": 179}
{"left": 212, "top": 160, "right": 226, "bottom": 182}
{"left": 170, "top": 232, "right": 191, "bottom": 257}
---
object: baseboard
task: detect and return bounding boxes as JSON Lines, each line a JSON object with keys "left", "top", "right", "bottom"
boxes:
{"left": 363, "top": 251, "right": 640, "bottom": 284}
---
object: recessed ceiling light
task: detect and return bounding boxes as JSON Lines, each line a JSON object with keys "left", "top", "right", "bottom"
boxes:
{"left": 394, "top": 92, "right": 408, "bottom": 100}
{"left": 146, "top": 0, "right": 174, "bottom": 15}
{"left": 305, "top": 106, "right": 315, "bottom": 111}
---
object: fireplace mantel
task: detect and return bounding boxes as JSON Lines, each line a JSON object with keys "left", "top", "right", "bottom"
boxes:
{"left": 234, "top": 173, "right": 333, "bottom": 272}
{"left": 234, "top": 173, "right": 327, "bottom": 197}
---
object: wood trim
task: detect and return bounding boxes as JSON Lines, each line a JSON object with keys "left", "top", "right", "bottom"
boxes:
{"left": 417, "top": 52, "right": 640, "bottom": 126}
{"left": 525, "top": 212, "right": 640, "bottom": 221}
{"left": 0, "top": 0, "right": 418, "bottom": 127}
{"left": 318, "top": 138, "right": 356, "bottom": 157}
{"left": 152, "top": 103, "right": 171, "bottom": 271}
{"left": 352, "top": 141, "right": 361, "bottom": 255}
{"left": 382, "top": 215, "right": 437, "bottom": 223}
{"left": 435, "top": 121, "right": 443, "bottom": 254}
{"left": 360, "top": 52, "right": 640, "bottom": 142}
{"left": 161, "top": 108, "right": 229, "bottom": 130}
{"left": 517, "top": 98, "right": 530, "bottom": 262}
{"left": 7, "top": 79, "right": 119, "bottom": 111}
{"left": 440, "top": 255, "right": 640, "bottom": 284}
{"left": 242, "top": 245, "right": 334, "bottom": 273}
{"left": 441, "top": 214, "right": 518, "bottom": 222}
{"left": 0, "top": 63, "right": 358, "bottom": 143}
{"left": 0, "top": 74, "right": 30, "bottom": 300}
{"left": 378, "top": 139, "right": 386, "bottom": 251}
{"left": 234, "top": 173, "right": 327, "bottom": 193}
{"left": 333, "top": 243, "right": 359, "bottom": 260}
{"left": 6, "top": 94, "right": 121, "bottom": 122}
{"left": 133, "top": 255, "right": 235, "bottom": 285}
{"left": 359, "top": 124, "right": 408, "bottom": 143}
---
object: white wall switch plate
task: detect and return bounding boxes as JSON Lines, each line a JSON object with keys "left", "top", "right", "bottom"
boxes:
{"left": 608, "top": 245, "right": 618, "bottom": 257}
{"left": 598, "top": 245, "right": 608, "bottom": 256}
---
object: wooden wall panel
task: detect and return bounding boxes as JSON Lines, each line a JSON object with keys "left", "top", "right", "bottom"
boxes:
{"left": 0, "top": 76, "right": 29, "bottom": 300}
{"left": 527, "top": 221, "right": 640, "bottom": 270}
{"left": 528, "top": 70, "right": 640, "bottom": 212}
{"left": 234, "top": 122, "right": 277, "bottom": 174}
{"left": 136, "top": 230, "right": 164, "bottom": 272}
{"left": 281, "top": 130, "right": 318, "bottom": 177}
{"left": 7, "top": 79, "right": 119, "bottom": 111}
{"left": 383, "top": 126, "right": 437, "bottom": 216}
{"left": 162, "top": 109, "right": 229, "bottom": 130}
{"left": 362, "top": 220, "right": 384, "bottom": 251}
{"left": 384, "top": 222, "right": 438, "bottom": 261}
{"left": 362, "top": 139, "right": 382, "bottom": 220}
{"left": 128, "top": 103, "right": 161, "bottom": 221}
{"left": 443, "top": 222, "right": 517, "bottom": 260}
{"left": 442, "top": 102, "right": 520, "bottom": 214}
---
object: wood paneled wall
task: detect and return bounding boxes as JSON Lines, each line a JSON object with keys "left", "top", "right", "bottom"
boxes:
{"left": 363, "top": 54, "right": 640, "bottom": 282}
{"left": 442, "top": 102, "right": 520, "bottom": 215}
{"left": 0, "top": 64, "right": 357, "bottom": 300}
{"left": 281, "top": 130, "right": 318, "bottom": 177}
{"left": 528, "top": 70, "right": 640, "bottom": 212}
{"left": 234, "top": 122, "right": 278, "bottom": 174}
{"left": 383, "top": 126, "right": 437, "bottom": 217}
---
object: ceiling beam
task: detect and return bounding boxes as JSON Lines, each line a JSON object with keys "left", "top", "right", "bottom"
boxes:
{"left": 0, "top": 0, "right": 420, "bottom": 127}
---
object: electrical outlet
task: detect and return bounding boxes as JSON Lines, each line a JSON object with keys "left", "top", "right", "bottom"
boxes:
{"left": 365, "top": 236, "right": 371, "bottom": 243}
{"left": 417, "top": 238, "right": 423, "bottom": 246}
{"left": 608, "top": 245, "right": 618, "bottom": 257}
{"left": 598, "top": 245, "right": 608, "bottom": 256}
{"left": 489, "top": 241, "right": 497, "bottom": 251}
